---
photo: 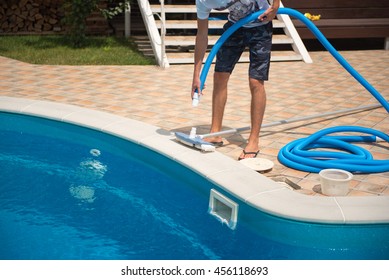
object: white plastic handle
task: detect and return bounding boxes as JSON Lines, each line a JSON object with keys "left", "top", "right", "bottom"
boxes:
{"left": 192, "top": 91, "right": 200, "bottom": 107}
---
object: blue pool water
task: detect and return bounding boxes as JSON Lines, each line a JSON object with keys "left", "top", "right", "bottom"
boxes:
{"left": 0, "top": 112, "right": 388, "bottom": 260}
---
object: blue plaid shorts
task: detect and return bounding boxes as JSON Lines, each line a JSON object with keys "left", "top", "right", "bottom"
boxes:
{"left": 215, "top": 21, "right": 273, "bottom": 81}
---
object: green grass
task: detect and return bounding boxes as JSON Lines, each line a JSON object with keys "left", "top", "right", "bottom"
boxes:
{"left": 0, "top": 35, "right": 155, "bottom": 65}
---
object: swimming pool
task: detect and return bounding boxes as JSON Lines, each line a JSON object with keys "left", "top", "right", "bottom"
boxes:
{"left": 1, "top": 98, "right": 389, "bottom": 260}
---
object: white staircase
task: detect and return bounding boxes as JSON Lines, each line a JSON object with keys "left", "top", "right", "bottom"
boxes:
{"left": 135, "top": 1, "right": 312, "bottom": 67}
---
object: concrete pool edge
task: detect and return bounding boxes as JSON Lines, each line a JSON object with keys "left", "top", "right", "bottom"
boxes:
{"left": 1, "top": 96, "right": 388, "bottom": 225}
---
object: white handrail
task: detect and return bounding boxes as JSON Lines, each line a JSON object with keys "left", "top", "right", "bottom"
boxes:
{"left": 124, "top": 2, "right": 131, "bottom": 38}
{"left": 278, "top": 1, "right": 312, "bottom": 63}
{"left": 137, "top": 0, "right": 169, "bottom": 68}
{"left": 160, "top": 0, "right": 167, "bottom": 68}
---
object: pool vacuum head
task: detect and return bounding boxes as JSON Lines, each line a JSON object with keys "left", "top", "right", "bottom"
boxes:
{"left": 175, "top": 128, "right": 215, "bottom": 152}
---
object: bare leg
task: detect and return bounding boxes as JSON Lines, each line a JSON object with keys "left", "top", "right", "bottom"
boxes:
{"left": 205, "top": 72, "right": 230, "bottom": 142}
{"left": 239, "top": 77, "right": 266, "bottom": 159}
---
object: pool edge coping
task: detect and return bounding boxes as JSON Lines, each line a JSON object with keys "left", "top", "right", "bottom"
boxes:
{"left": 1, "top": 96, "right": 388, "bottom": 225}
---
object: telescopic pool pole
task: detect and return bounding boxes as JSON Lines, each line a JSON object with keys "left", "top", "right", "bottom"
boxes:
{"left": 199, "top": 103, "right": 382, "bottom": 139}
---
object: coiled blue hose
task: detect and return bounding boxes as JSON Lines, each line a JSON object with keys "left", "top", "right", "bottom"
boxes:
{"left": 198, "top": 8, "right": 389, "bottom": 173}
{"left": 278, "top": 126, "right": 389, "bottom": 173}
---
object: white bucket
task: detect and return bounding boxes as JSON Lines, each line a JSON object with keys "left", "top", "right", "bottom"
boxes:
{"left": 319, "top": 169, "right": 353, "bottom": 196}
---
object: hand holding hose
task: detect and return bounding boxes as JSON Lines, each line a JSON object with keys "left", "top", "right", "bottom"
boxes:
{"left": 191, "top": 76, "right": 206, "bottom": 107}
{"left": 259, "top": 1, "right": 280, "bottom": 22}
{"left": 191, "top": 77, "right": 203, "bottom": 97}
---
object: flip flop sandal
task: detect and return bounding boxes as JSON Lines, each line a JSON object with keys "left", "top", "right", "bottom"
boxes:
{"left": 210, "top": 141, "right": 224, "bottom": 147}
{"left": 238, "top": 150, "right": 259, "bottom": 161}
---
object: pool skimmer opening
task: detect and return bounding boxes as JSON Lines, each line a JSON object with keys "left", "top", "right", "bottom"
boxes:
{"left": 208, "top": 189, "right": 239, "bottom": 230}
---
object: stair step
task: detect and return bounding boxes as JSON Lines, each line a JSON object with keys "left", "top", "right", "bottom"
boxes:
{"left": 151, "top": 4, "right": 226, "bottom": 13}
{"left": 166, "top": 51, "right": 303, "bottom": 64}
{"left": 161, "top": 34, "right": 293, "bottom": 46}
{"left": 133, "top": 35, "right": 294, "bottom": 55}
{"left": 156, "top": 19, "right": 285, "bottom": 29}
{"left": 134, "top": 34, "right": 293, "bottom": 47}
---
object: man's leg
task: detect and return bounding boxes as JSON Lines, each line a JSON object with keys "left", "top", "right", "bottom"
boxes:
{"left": 205, "top": 21, "right": 244, "bottom": 144}
{"left": 205, "top": 72, "right": 230, "bottom": 143}
{"left": 239, "top": 22, "right": 272, "bottom": 159}
{"left": 239, "top": 78, "right": 266, "bottom": 159}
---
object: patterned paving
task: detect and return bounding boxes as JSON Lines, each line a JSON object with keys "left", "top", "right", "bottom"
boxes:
{"left": 1, "top": 50, "right": 388, "bottom": 197}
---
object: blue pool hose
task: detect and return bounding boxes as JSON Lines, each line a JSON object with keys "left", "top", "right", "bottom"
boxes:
{"left": 278, "top": 126, "right": 389, "bottom": 173}
{"left": 198, "top": 8, "right": 389, "bottom": 173}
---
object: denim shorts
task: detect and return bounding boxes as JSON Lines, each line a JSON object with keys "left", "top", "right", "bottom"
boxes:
{"left": 215, "top": 21, "right": 273, "bottom": 81}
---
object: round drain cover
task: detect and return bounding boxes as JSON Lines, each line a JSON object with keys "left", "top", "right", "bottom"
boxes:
{"left": 240, "top": 158, "right": 274, "bottom": 172}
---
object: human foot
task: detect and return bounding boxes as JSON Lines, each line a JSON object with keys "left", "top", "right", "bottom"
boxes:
{"left": 203, "top": 137, "right": 224, "bottom": 147}
{"left": 238, "top": 149, "right": 259, "bottom": 161}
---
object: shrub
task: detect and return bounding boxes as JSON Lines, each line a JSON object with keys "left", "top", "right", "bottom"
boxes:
{"left": 62, "top": 0, "right": 131, "bottom": 48}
